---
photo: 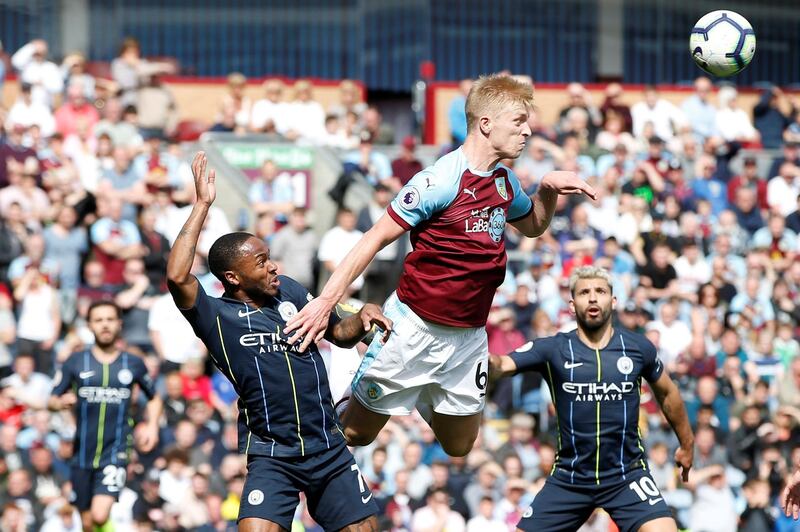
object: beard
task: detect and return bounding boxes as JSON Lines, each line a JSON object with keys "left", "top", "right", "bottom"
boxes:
{"left": 575, "top": 306, "right": 613, "bottom": 332}
{"left": 94, "top": 333, "right": 119, "bottom": 350}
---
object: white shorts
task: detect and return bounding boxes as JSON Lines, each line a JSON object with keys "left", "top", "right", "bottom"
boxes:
{"left": 351, "top": 293, "right": 489, "bottom": 416}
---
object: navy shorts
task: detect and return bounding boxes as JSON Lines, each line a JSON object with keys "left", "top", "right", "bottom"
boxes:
{"left": 518, "top": 469, "right": 673, "bottom": 532}
{"left": 238, "top": 443, "right": 378, "bottom": 530}
{"left": 70, "top": 465, "right": 127, "bottom": 511}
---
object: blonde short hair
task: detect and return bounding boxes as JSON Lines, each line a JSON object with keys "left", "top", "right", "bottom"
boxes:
{"left": 569, "top": 266, "right": 613, "bottom": 296}
{"left": 465, "top": 74, "right": 534, "bottom": 133}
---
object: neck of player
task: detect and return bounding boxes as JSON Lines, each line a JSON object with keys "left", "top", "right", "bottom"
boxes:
{"left": 461, "top": 136, "right": 502, "bottom": 173}
{"left": 577, "top": 320, "right": 614, "bottom": 350}
{"left": 92, "top": 342, "right": 120, "bottom": 362}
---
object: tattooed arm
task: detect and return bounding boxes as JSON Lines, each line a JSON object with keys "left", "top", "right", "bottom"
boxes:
{"left": 167, "top": 152, "right": 216, "bottom": 309}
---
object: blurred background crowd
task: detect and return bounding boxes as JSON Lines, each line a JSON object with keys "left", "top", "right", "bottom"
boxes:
{"left": 0, "top": 30, "right": 798, "bottom": 532}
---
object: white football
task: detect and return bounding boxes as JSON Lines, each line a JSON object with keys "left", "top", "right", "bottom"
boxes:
{"left": 690, "top": 10, "right": 756, "bottom": 77}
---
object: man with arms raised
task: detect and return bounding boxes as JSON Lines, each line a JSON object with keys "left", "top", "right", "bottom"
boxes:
{"left": 490, "top": 266, "right": 694, "bottom": 531}
{"left": 286, "top": 74, "right": 596, "bottom": 457}
{"left": 167, "top": 153, "right": 389, "bottom": 531}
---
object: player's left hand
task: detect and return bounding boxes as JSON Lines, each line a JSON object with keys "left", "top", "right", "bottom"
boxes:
{"left": 675, "top": 445, "right": 693, "bottom": 482}
{"left": 358, "top": 303, "right": 393, "bottom": 343}
{"left": 138, "top": 423, "right": 159, "bottom": 453}
{"left": 781, "top": 469, "right": 800, "bottom": 519}
{"left": 285, "top": 296, "right": 336, "bottom": 351}
{"left": 540, "top": 171, "right": 598, "bottom": 201}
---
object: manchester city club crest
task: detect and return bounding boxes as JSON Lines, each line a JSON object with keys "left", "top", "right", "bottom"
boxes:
{"left": 494, "top": 176, "right": 508, "bottom": 200}
{"left": 617, "top": 356, "right": 634, "bottom": 375}
{"left": 278, "top": 301, "right": 298, "bottom": 322}
{"left": 117, "top": 369, "right": 133, "bottom": 385}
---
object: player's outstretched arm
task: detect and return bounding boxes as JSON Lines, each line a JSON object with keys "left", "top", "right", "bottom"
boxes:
{"left": 47, "top": 391, "right": 77, "bottom": 411}
{"left": 138, "top": 395, "right": 163, "bottom": 453}
{"left": 286, "top": 213, "right": 405, "bottom": 351}
{"left": 326, "top": 303, "right": 393, "bottom": 349}
{"left": 488, "top": 355, "right": 518, "bottom": 380}
{"left": 511, "top": 171, "right": 597, "bottom": 237}
{"left": 166, "top": 151, "right": 216, "bottom": 309}
{"left": 650, "top": 372, "right": 694, "bottom": 482}
{"left": 781, "top": 469, "right": 800, "bottom": 519}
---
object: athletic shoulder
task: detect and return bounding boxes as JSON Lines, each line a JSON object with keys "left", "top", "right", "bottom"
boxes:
{"left": 619, "top": 328, "right": 657, "bottom": 357}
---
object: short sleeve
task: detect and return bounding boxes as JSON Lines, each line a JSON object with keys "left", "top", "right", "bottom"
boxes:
{"left": 640, "top": 336, "right": 664, "bottom": 384}
{"left": 90, "top": 219, "right": 111, "bottom": 244}
{"left": 51, "top": 354, "right": 76, "bottom": 396}
{"left": 505, "top": 167, "right": 534, "bottom": 221}
{"left": 132, "top": 357, "right": 156, "bottom": 400}
{"left": 178, "top": 282, "right": 222, "bottom": 341}
{"left": 387, "top": 170, "right": 457, "bottom": 229}
{"left": 509, "top": 337, "right": 553, "bottom": 373}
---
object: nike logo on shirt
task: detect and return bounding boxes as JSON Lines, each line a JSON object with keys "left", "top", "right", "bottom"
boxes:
{"left": 361, "top": 493, "right": 373, "bottom": 504}
{"left": 79, "top": 371, "right": 95, "bottom": 379}
{"left": 238, "top": 308, "right": 260, "bottom": 318}
{"left": 564, "top": 361, "right": 583, "bottom": 369}
{"left": 648, "top": 497, "right": 663, "bottom": 506}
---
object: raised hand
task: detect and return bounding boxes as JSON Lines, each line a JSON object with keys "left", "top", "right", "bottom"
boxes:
{"left": 782, "top": 469, "right": 800, "bottom": 519}
{"left": 285, "top": 297, "right": 335, "bottom": 352}
{"left": 191, "top": 151, "right": 216, "bottom": 206}
{"left": 540, "top": 170, "right": 597, "bottom": 201}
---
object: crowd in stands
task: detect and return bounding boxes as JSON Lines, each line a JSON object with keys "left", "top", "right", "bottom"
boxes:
{"left": 0, "top": 36, "right": 799, "bottom": 532}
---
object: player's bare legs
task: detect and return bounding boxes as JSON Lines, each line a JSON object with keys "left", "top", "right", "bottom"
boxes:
{"left": 81, "top": 494, "right": 115, "bottom": 531}
{"left": 340, "top": 397, "right": 391, "bottom": 446}
{"left": 239, "top": 518, "right": 288, "bottom": 531}
{"left": 638, "top": 517, "right": 679, "bottom": 532}
{"left": 431, "top": 412, "right": 482, "bottom": 457}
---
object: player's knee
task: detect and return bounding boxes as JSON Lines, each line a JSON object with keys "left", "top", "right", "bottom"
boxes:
{"left": 440, "top": 439, "right": 474, "bottom": 457}
{"left": 90, "top": 508, "right": 110, "bottom": 528}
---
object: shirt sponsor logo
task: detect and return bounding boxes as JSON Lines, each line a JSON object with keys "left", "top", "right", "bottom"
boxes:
{"left": 488, "top": 207, "right": 506, "bottom": 243}
{"left": 561, "top": 381, "right": 635, "bottom": 401}
{"left": 239, "top": 332, "right": 304, "bottom": 354}
{"left": 399, "top": 186, "right": 420, "bottom": 210}
{"left": 78, "top": 387, "right": 131, "bottom": 404}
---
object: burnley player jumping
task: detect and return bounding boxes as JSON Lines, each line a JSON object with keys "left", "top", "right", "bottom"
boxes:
{"left": 168, "top": 153, "right": 390, "bottom": 532}
{"left": 286, "top": 73, "right": 596, "bottom": 456}
{"left": 490, "top": 266, "right": 694, "bottom": 532}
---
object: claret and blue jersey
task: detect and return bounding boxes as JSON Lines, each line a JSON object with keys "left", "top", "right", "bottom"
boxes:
{"left": 510, "top": 328, "right": 664, "bottom": 485}
{"left": 179, "top": 275, "right": 345, "bottom": 458}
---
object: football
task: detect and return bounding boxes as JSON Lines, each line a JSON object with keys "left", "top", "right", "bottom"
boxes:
{"left": 690, "top": 10, "right": 756, "bottom": 77}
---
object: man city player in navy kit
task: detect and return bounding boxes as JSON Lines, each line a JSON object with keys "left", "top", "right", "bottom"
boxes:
{"left": 167, "top": 152, "right": 390, "bottom": 532}
{"left": 49, "top": 301, "right": 162, "bottom": 532}
{"left": 490, "top": 266, "right": 694, "bottom": 532}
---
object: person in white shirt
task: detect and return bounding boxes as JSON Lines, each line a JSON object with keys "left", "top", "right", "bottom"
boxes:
{"left": 284, "top": 79, "right": 326, "bottom": 142}
{"left": 466, "top": 496, "right": 506, "bottom": 532}
{"left": 673, "top": 238, "right": 711, "bottom": 298}
{"left": 714, "top": 86, "right": 759, "bottom": 144}
{"left": 680, "top": 77, "right": 718, "bottom": 141}
{"left": 148, "top": 292, "right": 208, "bottom": 368}
{"left": 6, "top": 83, "right": 55, "bottom": 137}
{"left": 317, "top": 208, "right": 364, "bottom": 297}
{"left": 647, "top": 299, "right": 691, "bottom": 368}
{"left": 250, "top": 79, "right": 291, "bottom": 134}
{"left": 11, "top": 40, "right": 63, "bottom": 109}
{"left": 631, "top": 86, "right": 687, "bottom": 141}
{"left": 767, "top": 163, "right": 800, "bottom": 216}
{"left": 0, "top": 353, "right": 52, "bottom": 409}
{"left": 411, "top": 488, "right": 466, "bottom": 532}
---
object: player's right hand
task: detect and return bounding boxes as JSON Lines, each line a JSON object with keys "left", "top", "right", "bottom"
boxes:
{"left": 782, "top": 469, "right": 800, "bottom": 519}
{"left": 285, "top": 296, "right": 335, "bottom": 352}
{"left": 61, "top": 392, "right": 77, "bottom": 408}
{"left": 191, "top": 151, "right": 217, "bottom": 206}
{"left": 675, "top": 445, "right": 693, "bottom": 483}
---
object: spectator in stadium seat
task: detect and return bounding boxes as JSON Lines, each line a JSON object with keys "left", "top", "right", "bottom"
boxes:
{"left": 411, "top": 487, "right": 466, "bottom": 532}
{"left": 0, "top": 124, "right": 38, "bottom": 189}
{"left": 516, "top": 136, "right": 560, "bottom": 192}
{"left": 6, "top": 83, "right": 55, "bottom": 137}
{"left": 691, "top": 156, "right": 729, "bottom": 216}
{"left": 730, "top": 274, "right": 776, "bottom": 333}
{"left": 631, "top": 85, "right": 686, "bottom": 141}
{"left": 94, "top": 97, "right": 143, "bottom": 150}
{"left": 715, "top": 86, "right": 759, "bottom": 145}
{"left": 138, "top": 74, "right": 178, "bottom": 139}
{"left": 114, "top": 258, "right": 158, "bottom": 351}
{"left": 97, "top": 148, "right": 147, "bottom": 222}
{"left": 594, "top": 111, "right": 637, "bottom": 154}
{"left": 148, "top": 292, "right": 207, "bottom": 373}
{"left": 0, "top": 353, "right": 51, "bottom": 410}
{"left": 269, "top": 208, "right": 317, "bottom": 291}
{"left": 767, "top": 162, "right": 800, "bottom": 217}
{"left": 137, "top": 206, "right": 170, "bottom": 292}
{"left": 687, "top": 464, "right": 736, "bottom": 532}
{"left": 727, "top": 156, "right": 767, "bottom": 209}
{"left": 90, "top": 196, "right": 145, "bottom": 286}
{"left": 448, "top": 79, "right": 472, "bottom": 146}
{"left": 54, "top": 80, "right": 99, "bottom": 138}
{"left": 391, "top": 135, "right": 423, "bottom": 186}
{"left": 751, "top": 213, "right": 796, "bottom": 267}
{"left": 558, "top": 82, "right": 602, "bottom": 136}
{"left": 754, "top": 86, "right": 793, "bottom": 150}
{"left": 462, "top": 461, "right": 502, "bottom": 519}
{"left": 361, "top": 106, "right": 394, "bottom": 145}
{"left": 680, "top": 77, "right": 718, "bottom": 141}
{"left": 341, "top": 131, "right": 394, "bottom": 189}
{"left": 0, "top": 159, "right": 50, "bottom": 224}
{"left": 401, "top": 442, "right": 432, "bottom": 500}
{"left": 11, "top": 39, "right": 63, "bottom": 109}
{"left": 43, "top": 205, "right": 88, "bottom": 323}
{"left": 284, "top": 79, "right": 325, "bottom": 142}
{"left": 249, "top": 79, "right": 289, "bottom": 135}
{"left": 111, "top": 37, "right": 175, "bottom": 108}
{"left": 328, "top": 79, "right": 367, "bottom": 122}
{"left": 600, "top": 82, "right": 632, "bottom": 133}
{"left": 217, "top": 72, "right": 251, "bottom": 132}
{"left": 785, "top": 193, "right": 800, "bottom": 234}
{"left": 248, "top": 159, "right": 294, "bottom": 231}
{"left": 357, "top": 183, "right": 406, "bottom": 303}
